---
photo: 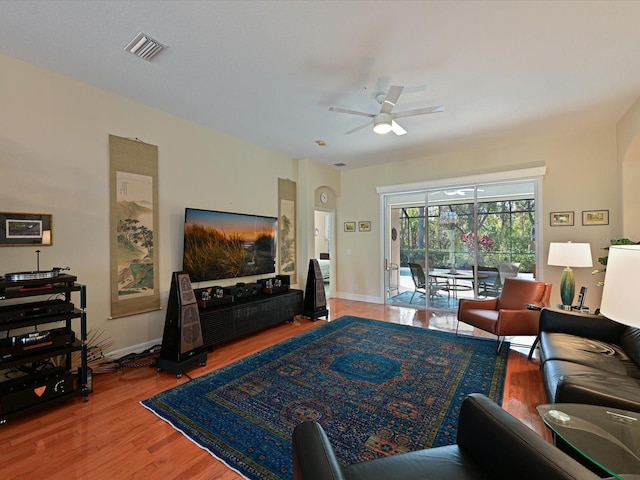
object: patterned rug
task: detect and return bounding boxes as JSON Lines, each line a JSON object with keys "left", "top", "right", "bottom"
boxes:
{"left": 141, "top": 316, "right": 509, "bottom": 480}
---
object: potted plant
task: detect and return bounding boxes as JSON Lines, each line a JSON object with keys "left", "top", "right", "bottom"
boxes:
{"left": 592, "top": 238, "right": 639, "bottom": 287}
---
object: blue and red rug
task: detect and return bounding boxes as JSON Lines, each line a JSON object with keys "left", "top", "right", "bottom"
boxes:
{"left": 141, "top": 316, "right": 509, "bottom": 480}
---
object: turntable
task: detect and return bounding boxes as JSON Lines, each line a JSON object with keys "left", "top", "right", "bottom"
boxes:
{"left": 4, "top": 267, "right": 69, "bottom": 282}
{"left": 1, "top": 250, "right": 74, "bottom": 289}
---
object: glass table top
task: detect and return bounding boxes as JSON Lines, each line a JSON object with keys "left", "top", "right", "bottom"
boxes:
{"left": 537, "top": 403, "right": 640, "bottom": 479}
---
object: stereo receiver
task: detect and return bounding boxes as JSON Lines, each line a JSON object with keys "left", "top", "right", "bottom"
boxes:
{"left": 0, "top": 299, "right": 75, "bottom": 325}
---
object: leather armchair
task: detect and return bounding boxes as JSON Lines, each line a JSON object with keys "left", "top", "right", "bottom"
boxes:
{"left": 457, "top": 277, "right": 552, "bottom": 351}
{"left": 292, "top": 393, "right": 600, "bottom": 480}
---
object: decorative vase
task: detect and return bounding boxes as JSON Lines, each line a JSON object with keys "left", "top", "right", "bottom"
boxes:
{"left": 560, "top": 267, "right": 575, "bottom": 307}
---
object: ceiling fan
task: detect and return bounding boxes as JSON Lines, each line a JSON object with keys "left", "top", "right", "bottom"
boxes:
{"left": 329, "top": 85, "right": 444, "bottom": 136}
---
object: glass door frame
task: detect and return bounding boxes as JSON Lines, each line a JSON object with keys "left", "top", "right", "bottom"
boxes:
{"left": 380, "top": 167, "right": 545, "bottom": 309}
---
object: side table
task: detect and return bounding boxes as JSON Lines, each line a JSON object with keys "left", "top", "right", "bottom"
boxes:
{"left": 537, "top": 403, "right": 640, "bottom": 479}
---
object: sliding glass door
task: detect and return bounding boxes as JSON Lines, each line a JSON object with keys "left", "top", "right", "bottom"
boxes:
{"left": 384, "top": 180, "right": 538, "bottom": 310}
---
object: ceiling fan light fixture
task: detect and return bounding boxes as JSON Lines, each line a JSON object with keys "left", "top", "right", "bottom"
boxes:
{"left": 373, "top": 113, "right": 393, "bottom": 134}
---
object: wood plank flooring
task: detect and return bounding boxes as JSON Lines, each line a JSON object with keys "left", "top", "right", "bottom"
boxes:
{"left": 0, "top": 298, "right": 550, "bottom": 479}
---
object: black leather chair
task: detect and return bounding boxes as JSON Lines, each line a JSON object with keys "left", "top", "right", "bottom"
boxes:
{"left": 292, "top": 393, "right": 601, "bottom": 480}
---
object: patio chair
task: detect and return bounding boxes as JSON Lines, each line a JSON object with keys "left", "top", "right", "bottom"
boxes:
{"left": 407, "top": 263, "right": 426, "bottom": 302}
{"left": 498, "top": 261, "right": 520, "bottom": 280}
{"left": 473, "top": 265, "right": 501, "bottom": 297}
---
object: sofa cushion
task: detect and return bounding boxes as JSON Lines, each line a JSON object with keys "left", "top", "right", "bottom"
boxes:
{"left": 543, "top": 359, "right": 640, "bottom": 411}
{"left": 621, "top": 327, "right": 640, "bottom": 367}
{"left": 343, "top": 445, "right": 489, "bottom": 480}
{"left": 540, "top": 332, "right": 640, "bottom": 378}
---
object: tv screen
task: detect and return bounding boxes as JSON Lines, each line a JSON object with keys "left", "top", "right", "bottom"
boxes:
{"left": 182, "top": 208, "right": 277, "bottom": 283}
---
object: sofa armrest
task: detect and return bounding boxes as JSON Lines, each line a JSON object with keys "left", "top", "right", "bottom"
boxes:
{"left": 539, "top": 308, "right": 625, "bottom": 343}
{"left": 458, "top": 297, "right": 498, "bottom": 311}
{"left": 496, "top": 309, "right": 540, "bottom": 336}
{"left": 292, "top": 420, "right": 345, "bottom": 480}
{"left": 457, "top": 394, "right": 599, "bottom": 480}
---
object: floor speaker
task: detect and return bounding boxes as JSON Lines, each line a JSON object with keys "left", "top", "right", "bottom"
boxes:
{"left": 303, "top": 259, "right": 328, "bottom": 320}
{"left": 157, "top": 272, "right": 207, "bottom": 377}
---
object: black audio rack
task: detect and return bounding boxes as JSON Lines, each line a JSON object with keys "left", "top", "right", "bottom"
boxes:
{"left": 0, "top": 274, "right": 89, "bottom": 423}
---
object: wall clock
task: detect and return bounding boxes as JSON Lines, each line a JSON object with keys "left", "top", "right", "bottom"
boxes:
{"left": 320, "top": 191, "right": 328, "bottom": 204}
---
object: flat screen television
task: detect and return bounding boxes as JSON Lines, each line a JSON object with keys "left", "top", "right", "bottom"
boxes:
{"left": 182, "top": 208, "right": 277, "bottom": 283}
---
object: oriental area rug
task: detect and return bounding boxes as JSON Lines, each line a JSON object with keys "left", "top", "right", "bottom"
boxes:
{"left": 141, "top": 316, "right": 509, "bottom": 480}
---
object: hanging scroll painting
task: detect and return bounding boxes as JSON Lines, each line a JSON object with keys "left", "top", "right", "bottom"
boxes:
{"left": 109, "top": 135, "right": 160, "bottom": 319}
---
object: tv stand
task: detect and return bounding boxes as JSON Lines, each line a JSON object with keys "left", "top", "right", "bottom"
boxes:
{"left": 198, "top": 289, "right": 303, "bottom": 348}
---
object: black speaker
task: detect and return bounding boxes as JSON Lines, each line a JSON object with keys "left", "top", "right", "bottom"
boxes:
{"left": 224, "top": 285, "right": 247, "bottom": 298}
{"left": 157, "top": 272, "right": 207, "bottom": 377}
{"left": 303, "top": 259, "right": 328, "bottom": 321}
{"left": 224, "top": 283, "right": 261, "bottom": 299}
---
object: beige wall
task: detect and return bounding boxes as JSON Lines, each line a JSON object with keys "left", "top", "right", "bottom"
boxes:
{"left": 297, "top": 160, "right": 341, "bottom": 288}
{"left": 617, "top": 96, "right": 640, "bottom": 241}
{"left": 0, "top": 54, "right": 299, "bottom": 354}
{"left": 337, "top": 129, "right": 621, "bottom": 308}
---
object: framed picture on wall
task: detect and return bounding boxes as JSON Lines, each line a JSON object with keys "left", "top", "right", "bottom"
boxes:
{"left": 582, "top": 209, "right": 609, "bottom": 226}
{"left": 344, "top": 222, "right": 356, "bottom": 232}
{"left": 550, "top": 211, "right": 574, "bottom": 226}
{"left": 358, "top": 221, "right": 371, "bottom": 232}
{"left": 0, "top": 212, "right": 52, "bottom": 246}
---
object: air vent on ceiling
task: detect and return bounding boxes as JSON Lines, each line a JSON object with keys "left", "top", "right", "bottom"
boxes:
{"left": 333, "top": 162, "right": 347, "bottom": 167}
{"left": 125, "top": 32, "right": 166, "bottom": 61}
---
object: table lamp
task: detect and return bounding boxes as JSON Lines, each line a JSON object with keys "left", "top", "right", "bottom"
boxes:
{"left": 547, "top": 241, "right": 593, "bottom": 308}
{"left": 600, "top": 245, "right": 640, "bottom": 328}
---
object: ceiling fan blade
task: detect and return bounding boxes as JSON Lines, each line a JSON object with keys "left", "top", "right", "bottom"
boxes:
{"left": 345, "top": 121, "right": 372, "bottom": 135}
{"left": 393, "top": 105, "right": 445, "bottom": 119}
{"left": 391, "top": 120, "right": 407, "bottom": 136}
{"left": 380, "top": 85, "right": 404, "bottom": 114}
{"left": 329, "top": 106, "right": 375, "bottom": 118}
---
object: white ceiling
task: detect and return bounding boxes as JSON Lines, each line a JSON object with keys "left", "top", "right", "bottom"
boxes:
{"left": 2, "top": 0, "right": 640, "bottom": 170}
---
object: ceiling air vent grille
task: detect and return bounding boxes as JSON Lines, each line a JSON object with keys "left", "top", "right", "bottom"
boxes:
{"left": 125, "top": 32, "right": 166, "bottom": 61}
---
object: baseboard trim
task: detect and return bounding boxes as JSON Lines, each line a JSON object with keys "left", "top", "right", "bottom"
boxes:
{"left": 335, "top": 292, "right": 383, "bottom": 304}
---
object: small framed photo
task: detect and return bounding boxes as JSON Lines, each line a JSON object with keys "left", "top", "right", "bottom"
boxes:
{"left": 0, "top": 212, "right": 52, "bottom": 246}
{"left": 550, "top": 211, "right": 574, "bottom": 227}
{"left": 358, "top": 221, "right": 371, "bottom": 232}
{"left": 344, "top": 221, "right": 356, "bottom": 232}
{"left": 582, "top": 209, "right": 609, "bottom": 226}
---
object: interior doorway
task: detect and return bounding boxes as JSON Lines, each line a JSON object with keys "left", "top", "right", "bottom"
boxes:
{"left": 314, "top": 210, "right": 333, "bottom": 298}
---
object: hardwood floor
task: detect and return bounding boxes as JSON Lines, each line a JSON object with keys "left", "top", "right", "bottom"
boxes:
{"left": 0, "top": 299, "right": 550, "bottom": 479}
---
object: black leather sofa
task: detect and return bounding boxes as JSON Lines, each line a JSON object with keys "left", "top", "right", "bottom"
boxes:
{"left": 292, "top": 393, "right": 601, "bottom": 480}
{"left": 539, "top": 308, "right": 640, "bottom": 412}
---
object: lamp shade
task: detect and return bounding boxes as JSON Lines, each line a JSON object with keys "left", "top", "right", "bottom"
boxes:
{"left": 547, "top": 242, "right": 593, "bottom": 268}
{"left": 600, "top": 245, "right": 640, "bottom": 328}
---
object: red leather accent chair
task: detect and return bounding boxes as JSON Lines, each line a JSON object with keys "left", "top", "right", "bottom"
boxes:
{"left": 457, "top": 277, "right": 552, "bottom": 351}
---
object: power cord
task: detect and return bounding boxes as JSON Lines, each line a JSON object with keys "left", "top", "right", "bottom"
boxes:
{"left": 111, "top": 344, "right": 162, "bottom": 369}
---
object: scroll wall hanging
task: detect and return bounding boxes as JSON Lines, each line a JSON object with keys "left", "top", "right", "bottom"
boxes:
{"left": 109, "top": 135, "right": 160, "bottom": 318}
{"left": 278, "top": 178, "right": 297, "bottom": 284}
